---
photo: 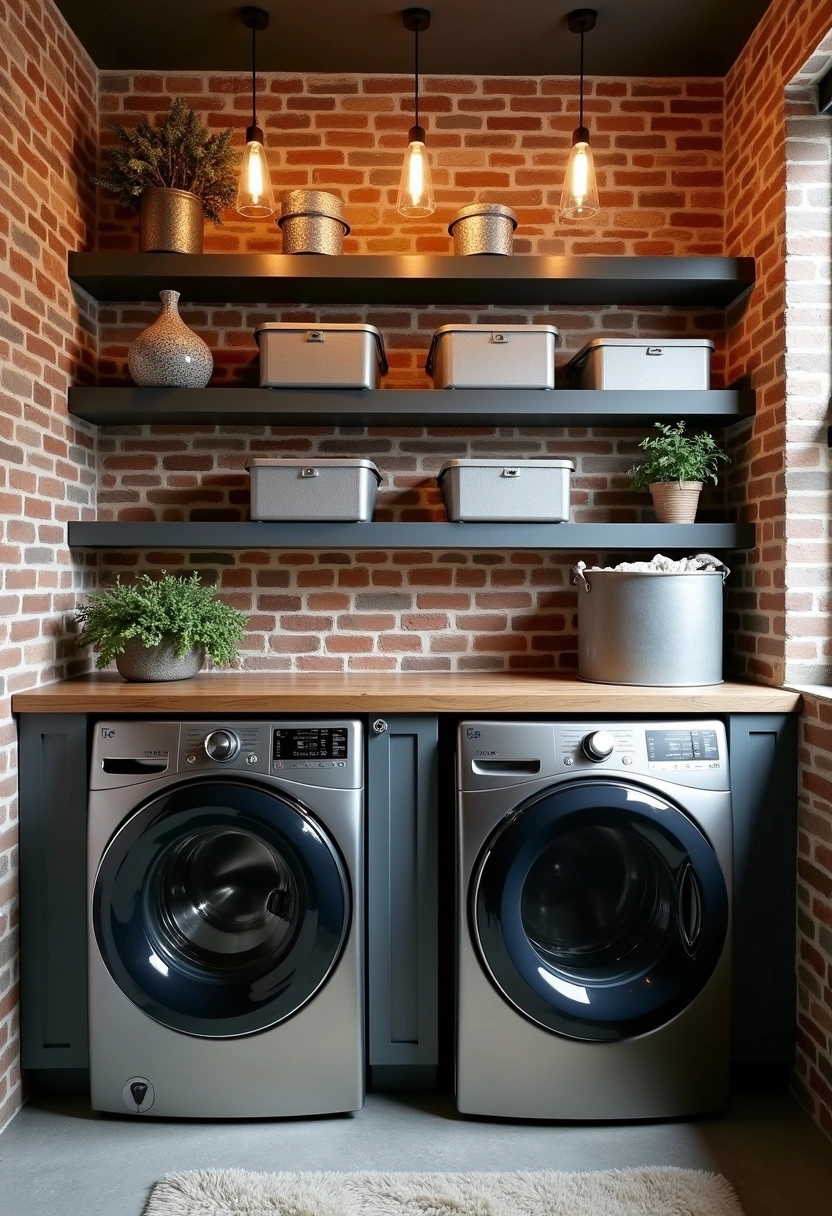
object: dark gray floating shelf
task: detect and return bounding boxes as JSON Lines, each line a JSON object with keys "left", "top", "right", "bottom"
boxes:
{"left": 68, "top": 386, "right": 755, "bottom": 429}
{"left": 67, "top": 521, "right": 755, "bottom": 551}
{"left": 68, "top": 253, "right": 755, "bottom": 308}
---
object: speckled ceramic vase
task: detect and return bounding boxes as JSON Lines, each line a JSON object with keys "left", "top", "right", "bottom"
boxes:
{"left": 128, "top": 290, "right": 213, "bottom": 388}
{"left": 115, "top": 637, "right": 206, "bottom": 682}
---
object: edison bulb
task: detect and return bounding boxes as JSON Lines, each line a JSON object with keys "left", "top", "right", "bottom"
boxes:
{"left": 236, "top": 138, "right": 275, "bottom": 219}
{"left": 396, "top": 139, "right": 435, "bottom": 218}
{"left": 559, "top": 140, "right": 599, "bottom": 221}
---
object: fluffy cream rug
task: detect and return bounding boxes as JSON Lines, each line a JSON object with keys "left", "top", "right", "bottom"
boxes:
{"left": 143, "top": 1168, "right": 745, "bottom": 1216}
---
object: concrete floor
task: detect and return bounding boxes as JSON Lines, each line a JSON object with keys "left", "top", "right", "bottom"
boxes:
{"left": 1, "top": 1089, "right": 831, "bottom": 1216}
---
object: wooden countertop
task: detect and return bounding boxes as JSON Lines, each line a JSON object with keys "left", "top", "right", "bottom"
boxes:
{"left": 10, "top": 672, "right": 803, "bottom": 714}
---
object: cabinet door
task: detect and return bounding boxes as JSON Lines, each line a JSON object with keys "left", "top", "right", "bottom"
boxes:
{"left": 367, "top": 715, "right": 438, "bottom": 1088}
{"left": 18, "top": 714, "right": 89, "bottom": 1069}
{"left": 729, "top": 713, "right": 798, "bottom": 1068}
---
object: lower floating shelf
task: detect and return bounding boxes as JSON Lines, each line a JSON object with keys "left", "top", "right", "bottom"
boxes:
{"left": 67, "top": 521, "right": 755, "bottom": 551}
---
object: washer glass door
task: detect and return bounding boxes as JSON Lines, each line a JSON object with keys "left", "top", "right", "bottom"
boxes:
{"left": 93, "top": 778, "right": 349, "bottom": 1038}
{"left": 472, "top": 779, "right": 728, "bottom": 1041}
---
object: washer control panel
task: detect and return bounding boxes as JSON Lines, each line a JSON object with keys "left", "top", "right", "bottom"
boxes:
{"left": 458, "top": 719, "right": 729, "bottom": 792}
{"left": 92, "top": 720, "right": 363, "bottom": 789}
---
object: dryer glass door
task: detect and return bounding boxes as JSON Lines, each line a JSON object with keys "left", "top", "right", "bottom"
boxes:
{"left": 92, "top": 779, "right": 349, "bottom": 1038}
{"left": 472, "top": 779, "right": 728, "bottom": 1042}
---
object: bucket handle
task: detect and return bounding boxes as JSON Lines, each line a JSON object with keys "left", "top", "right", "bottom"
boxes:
{"left": 573, "top": 563, "right": 592, "bottom": 592}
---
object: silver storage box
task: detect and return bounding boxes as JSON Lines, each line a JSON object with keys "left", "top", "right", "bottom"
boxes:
{"left": 277, "top": 190, "right": 350, "bottom": 255}
{"left": 448, "top": 203, "right": 518, "bottom": 255}
{"left": 565, "top": 338, "right": 714, "bottom": 390}
{"left": 256, "top": 323, "right": 388, "bottom": 390}
{"left": 247, "top": 458, "right": 381, "bottom": 521}
{"left": 426, "top": 324, "right": 560, "bottom": 390}
{"left": 438, "top": 458, "right": 574, "bottom": 523}
{"left": 574, "top": 567, "right": 725, "bottom": 686}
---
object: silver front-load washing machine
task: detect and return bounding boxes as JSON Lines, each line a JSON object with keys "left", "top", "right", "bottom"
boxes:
{"left": 88, "top": 719, "right": 364, "bottom": 1118}
{"left": 456, "top": 719, "right": 732, "bottom": 1120}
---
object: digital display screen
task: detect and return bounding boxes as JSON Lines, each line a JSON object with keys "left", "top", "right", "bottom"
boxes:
{"left": 646, "top": 729, "right": 719, "bottom": 762}
{"left": 273, "top": 728, "right": 348, "bottom": 760}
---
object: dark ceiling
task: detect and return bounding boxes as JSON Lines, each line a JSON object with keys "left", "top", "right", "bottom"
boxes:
{"left": 56, "top": 1, "right": 773, "bottom": 77}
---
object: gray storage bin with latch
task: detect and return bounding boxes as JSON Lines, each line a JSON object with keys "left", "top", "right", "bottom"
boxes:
{"left": 256, "top": 322, "right": 389, "bottom": 389}
{"left": 565, "top": 338, "right": 714, "bottom": 390}
{"left": 426, "top": 324, "right": 560, "bottom": 389}
{"left": 438, "top": 458, "right": 574, "bottom": 522}
{"left": 247, "top": 458, "right": 382, "bottom": 521}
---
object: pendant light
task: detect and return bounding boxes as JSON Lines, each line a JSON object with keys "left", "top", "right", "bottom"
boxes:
{"left": 236, "top": 6, "right": 276, "bottom": 219}
{"left": 560, "top": 9, "right": 600, "bottom": 221}
{"left": 396, "top": 8, "right": 435, "bottom": 218}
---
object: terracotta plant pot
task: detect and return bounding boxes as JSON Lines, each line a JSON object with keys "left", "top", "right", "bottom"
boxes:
{"left": 139, "top": 187, "right": 204, "bottom": 254}
{"left": 115, "top": 636, "right": 206, "bottom": 682}
{"left": 649, "top": 480, "right": 703, "bottom": 524}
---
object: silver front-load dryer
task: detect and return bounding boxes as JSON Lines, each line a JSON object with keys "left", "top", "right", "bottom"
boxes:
{"left": 88, "top": 719, "right": 364, "bottom": 1118}
{"left": 456, "top": 719, "right": 732, "bottom": 1120}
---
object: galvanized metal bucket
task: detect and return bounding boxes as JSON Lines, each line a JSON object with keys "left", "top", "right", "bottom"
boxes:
{"left": 139, "top": 188, "right": 204, "bottom": 254}
{"left": 278, "top": 190, "right": 350, "bottom": 254}
{"left": 448, "top": 203, "right": 518, "bottom": 255}
{"left": 573, "top": 564, "right": 729, "bottom": 686}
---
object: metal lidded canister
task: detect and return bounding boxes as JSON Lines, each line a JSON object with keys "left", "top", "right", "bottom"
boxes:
{"left": 278, "top": 190, "right": 350, "bottom": 255}
{"left": 448, "top": 203, "right": 518, "bottom": 256}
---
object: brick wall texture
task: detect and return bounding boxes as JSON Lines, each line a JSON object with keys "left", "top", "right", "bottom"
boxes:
{"left": 94, "top": 72, "right": 728, "bottom": 674}
{"left": 723, "top": 0, "right": 832, "bottom": 1136}
{"left": 0, "top": 0, "right": 97, "bottom": 1131}
{"left": 2, "top": 0, "right": 832, "bottom": 1139}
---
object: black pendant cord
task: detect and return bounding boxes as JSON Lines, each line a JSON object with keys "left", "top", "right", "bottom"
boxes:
{"left": 250, "top": 25, "right": 256, "bottom": 131}
{"left": 414, "top": 25, "right": 420, "bottom": 133}
{"left": 579, "top": 25, "right": 584, "bottom": 131}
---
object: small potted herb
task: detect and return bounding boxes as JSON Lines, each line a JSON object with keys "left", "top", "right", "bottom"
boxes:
{"left": 628, "top": 422, "right": 729, "bottom": 524}
{"left": 92, "top": 97, "right": 239, "bottom": 254}
{"left": 77, "top": 573, "right": 247, "bottom": 682}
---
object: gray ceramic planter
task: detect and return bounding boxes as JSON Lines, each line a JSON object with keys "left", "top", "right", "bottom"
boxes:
{"left": 115, "top": 636, "right": 206, "bottom": 682}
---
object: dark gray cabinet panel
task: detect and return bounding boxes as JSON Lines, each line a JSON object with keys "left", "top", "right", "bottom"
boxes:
{"left": 367, "top": 716, "right": 439, "bottom": 1088}
{"left": 729, "top": 713, "right": 798, "bottom": 1067}
{"left": 18, "top": 714, "right": 89, "bottom": 1069}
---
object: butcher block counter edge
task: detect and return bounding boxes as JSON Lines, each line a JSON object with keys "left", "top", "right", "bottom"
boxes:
{"left": 10, "top": 672, "right": 803, "bottom": 714}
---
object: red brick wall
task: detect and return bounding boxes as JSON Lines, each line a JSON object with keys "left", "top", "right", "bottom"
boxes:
{"left": 797, "top": 693, "right": 832, "bottom": 1138}
{"left": 94, "top": 71, "right": 727, "bottom": 673}
{"left": 0, "top": 0, "right": 98, "bottom": 1131}
{"left": 724, "top": 0, "right": 832, "bottom": 1137}
{"left": 723, "top": 0, "right": 832, "bottom": 686}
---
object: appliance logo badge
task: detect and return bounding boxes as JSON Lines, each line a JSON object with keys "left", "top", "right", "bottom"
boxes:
{"left": 122, "top": 1076, "right": 155, "bottom": 1114}
{"left": 466, "top": 728, "right": 481, "bottom": 740}
{"left": 101, "top": 728, "right": 115, "bottom": 738}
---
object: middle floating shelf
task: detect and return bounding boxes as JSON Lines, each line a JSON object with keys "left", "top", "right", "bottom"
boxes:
{"left": 68, "top": 387, "right": 755, "bottom": 429}
{"left": 67, "top": 521, "right": 756, "bottom": 551}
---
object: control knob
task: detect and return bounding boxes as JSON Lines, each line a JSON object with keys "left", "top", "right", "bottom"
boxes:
{"left": 582, "top": 730, "right": 615, "bottom": 762}
{"left": 204, "top": 729, "right": 240, "bottom": 763}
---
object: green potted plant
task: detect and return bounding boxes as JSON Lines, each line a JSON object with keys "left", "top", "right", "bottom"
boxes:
{"left": 77, "top": 573, "right": 247, "bottom": 682}
{"left": 92, "top": 97, "right": 239, "bottom": 254}
{"left": 628, "top": 421, "right": 729, "bottom": 524}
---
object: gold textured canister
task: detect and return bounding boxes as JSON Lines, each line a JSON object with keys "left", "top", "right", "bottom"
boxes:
{"left": 448, "top": 203, "right": 518, "bottom": 256}
{"left": 278, "top": 190, "right": 350, "bottom": 255}
{"left": 139, "top": 188, "right": 204, "bottom": 254}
